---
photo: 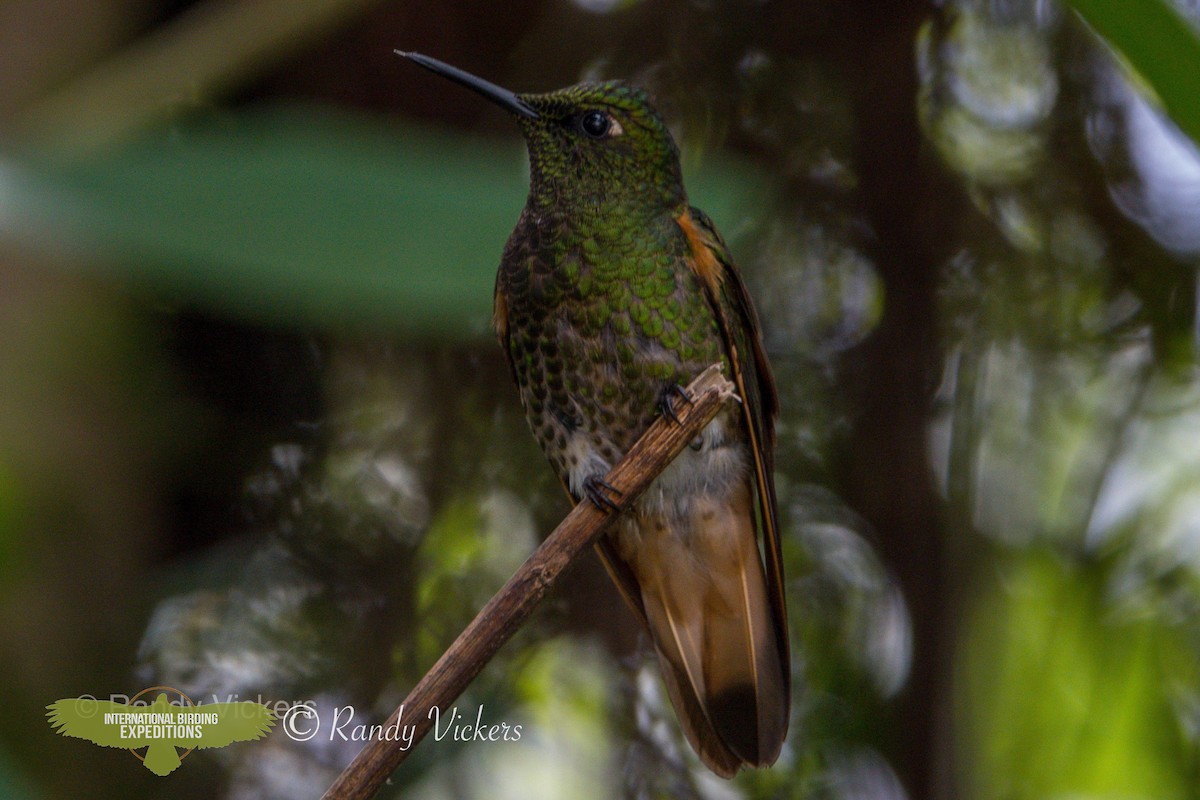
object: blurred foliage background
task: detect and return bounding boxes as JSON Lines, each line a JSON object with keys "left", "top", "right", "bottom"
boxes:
{"left": 2, "top": 0, "right": 1200, "bottom": 798}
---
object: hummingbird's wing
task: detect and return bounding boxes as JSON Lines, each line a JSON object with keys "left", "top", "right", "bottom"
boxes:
{"left": 492, "top": 280, "right": 518, "bottom": 385}
{"left": 676, "top": 205, "right": 787, "bottom": 671}
{"left": 493, "top": 213, "right": 526, "bottom": 388}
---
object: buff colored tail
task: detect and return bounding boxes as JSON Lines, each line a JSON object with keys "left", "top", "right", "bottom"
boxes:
{"left": 626, "top": 481, "right": 788, "bottom": 777}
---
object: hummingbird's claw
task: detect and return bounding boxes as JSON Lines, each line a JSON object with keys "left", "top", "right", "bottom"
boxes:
{"left": 583, "top": 475, "right": 623, "bottom": 513}
{"left": 658, "top": 383, "right": 695, "bottom": 426}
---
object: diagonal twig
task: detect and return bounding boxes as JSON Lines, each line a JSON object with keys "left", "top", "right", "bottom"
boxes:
{"left": 321, "top": 364, "right": 735, "bottom": 800}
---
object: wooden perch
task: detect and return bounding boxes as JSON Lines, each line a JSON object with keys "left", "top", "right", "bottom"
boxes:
{"left": 321, "top": 364, "right": 736, "bottom": 800}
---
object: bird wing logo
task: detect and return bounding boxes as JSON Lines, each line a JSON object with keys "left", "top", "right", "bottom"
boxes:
{"left": 46, "top": 687, "right": 275, "bottom": 776}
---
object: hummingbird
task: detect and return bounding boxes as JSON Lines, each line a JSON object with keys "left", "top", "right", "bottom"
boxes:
{"left": 399, "top": 52, "right": 789, "bottom": 776}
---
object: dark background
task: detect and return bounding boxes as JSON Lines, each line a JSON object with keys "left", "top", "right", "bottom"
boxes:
{"left": 1, "top": 0, "right": 1199, "bottom": 798}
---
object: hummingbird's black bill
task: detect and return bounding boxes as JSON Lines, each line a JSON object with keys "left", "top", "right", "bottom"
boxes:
{"left": 396, "top": 51, "right": 540, "bottom": 120}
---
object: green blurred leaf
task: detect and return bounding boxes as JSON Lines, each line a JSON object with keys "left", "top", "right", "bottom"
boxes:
{"left": 1066, "top": 0, "right": 1200, "bottom": 146}
{"left": 960, "top": 552, "right": 1196, "bottom": 799}
{"left": 4, "top": 105, "right": 763, "bottom": 336}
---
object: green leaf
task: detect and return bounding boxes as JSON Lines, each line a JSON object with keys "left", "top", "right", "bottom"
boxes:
{"left": 4, "top": 105, "right": 762, "bottom": 336}
{"left": 1066, "top": 0, "right": 1200, "bottom": 146}
{"left": 960, "top": 553, "right": 1195, "bottom": 799}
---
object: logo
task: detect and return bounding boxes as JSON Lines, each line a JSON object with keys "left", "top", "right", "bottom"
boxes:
{"left": 46, "top": 686, "right": 275, "bottom": 776}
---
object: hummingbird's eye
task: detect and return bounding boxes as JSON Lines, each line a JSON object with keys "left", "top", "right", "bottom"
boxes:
{"left": 578, "top": 110, "right": 614, "bottom": 139}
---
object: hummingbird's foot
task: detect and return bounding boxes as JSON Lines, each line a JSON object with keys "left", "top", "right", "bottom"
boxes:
{"left": 582, "top": 475, "right": 623, "bottom": 513}
{"left": 658, "top": 383, "right": 695, "bottom": 426}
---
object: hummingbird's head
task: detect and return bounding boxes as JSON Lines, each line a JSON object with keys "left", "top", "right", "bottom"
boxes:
{"left": 399, "top": 52, "right": 686, "bottom": 214}
{"left": 513, "top": 81, "right": 685, "bottom": 211}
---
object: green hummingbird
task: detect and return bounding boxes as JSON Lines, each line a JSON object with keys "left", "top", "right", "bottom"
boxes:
{"left": 399, "top": 52, "right": 789, "bottom": 776}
